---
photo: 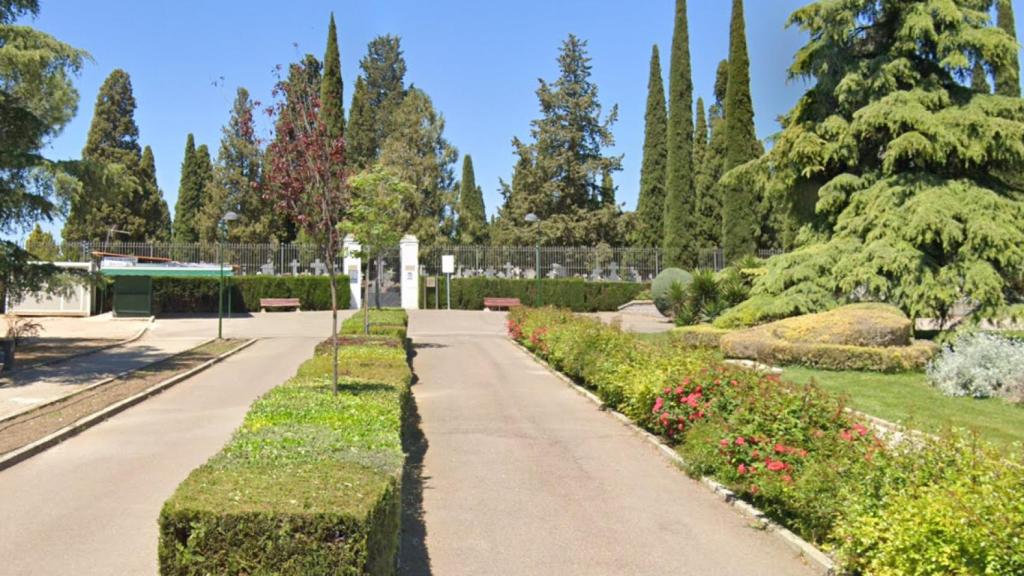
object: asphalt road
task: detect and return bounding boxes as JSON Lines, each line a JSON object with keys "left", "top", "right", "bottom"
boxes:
{"left": 405, "top": 310, "right": 818, "bottom": 576}
{"left": 0, "top": 311, "right": 344, "bottom": 575}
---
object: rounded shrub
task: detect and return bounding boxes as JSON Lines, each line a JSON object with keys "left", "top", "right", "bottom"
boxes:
{"left": 652, "top": 268, "right": 693, "bottom": 317}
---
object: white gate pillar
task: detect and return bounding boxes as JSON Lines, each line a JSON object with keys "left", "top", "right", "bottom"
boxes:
{"left": 343, "top": 235, "right": 362, "bottom": 310}
{"left": 400, "top": 235, "right": 419, "bottom": 310}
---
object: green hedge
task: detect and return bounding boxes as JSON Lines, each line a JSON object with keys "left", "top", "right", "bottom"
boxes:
{"left": 421, "top": 278, "right": 645, "bottom": 312}
{"left": 151, "top": 276, "right": 351, "bottom": 314}
{"left": 509, "top": 307, "right": 1024, "bottom": 575}
{"left": 159, "top": 322, "right": 410, "bottom": 574}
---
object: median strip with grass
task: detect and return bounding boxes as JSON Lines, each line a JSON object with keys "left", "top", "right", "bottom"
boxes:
{"left": 159, "top": 310, "right": 411, "bottom": 575}
{"left": 0, "top": 339, "right": 244, "bottom": 458}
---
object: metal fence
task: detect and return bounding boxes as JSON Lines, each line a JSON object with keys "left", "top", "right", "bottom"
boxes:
{"left": 39, "top": 241, "right": 783, "bottom": 279}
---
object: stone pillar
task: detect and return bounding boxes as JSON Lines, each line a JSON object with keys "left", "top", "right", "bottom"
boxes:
{"left": 343, "top": 235, "right": 362, "bottom": 310}
{"left": 400, "top": 235, "right": 419, "bottom": 310}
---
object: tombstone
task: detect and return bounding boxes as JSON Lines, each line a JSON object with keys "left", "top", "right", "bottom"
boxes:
{"left": 607, "top": 262, "right": 621, "bottom": 282}
{"left": 502, "top": 262, "right": 515, "bottom": 278}
{"left": 260, "top": 259, "right": 275, "bottom": 276}
{"left": 524, "top": 267, "right": 537, "bottom": 280}
{"left": 589, "top": 265, "right": 604, "bottom": 282}
{"left": 512, "top": 266, "right": 523, "bottom": 279}
{"left": 484, "top": 266, "right": 497, "bottom": 278}
{"left": 311, "top": 259, "right": 327, "bottom": 276}
{"left": 547, "top": 263, "right": 565, "bottom": 279}
{"left": 289, "top": 259, "right": 301, "bottom": 276}
{"left": 629, "top": 267, "right": 643, "bottom": 283}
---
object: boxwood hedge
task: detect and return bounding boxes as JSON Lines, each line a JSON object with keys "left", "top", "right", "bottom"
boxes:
{"left": 158, "top": 313, "right": 410, "bottom": 575}
{"left": 151, "top": 276, "right": 351, "bottom": 314}
{"left": 421, "top": 277, "right": 645, "bottom": 312}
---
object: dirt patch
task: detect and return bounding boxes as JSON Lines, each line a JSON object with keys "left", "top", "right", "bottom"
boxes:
{"left": 0, "top": 339, "right": 243, "bottom": 456}
{"left": 7, "top": 338, "right": 121, "bottom": 373}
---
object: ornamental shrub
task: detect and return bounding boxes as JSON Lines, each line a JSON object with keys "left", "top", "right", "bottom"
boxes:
{"left": 927, "top": 332, "right": 1024, "bottom": 401}
{"left": 651, "top": 268, "right": 693, "bottom": 316}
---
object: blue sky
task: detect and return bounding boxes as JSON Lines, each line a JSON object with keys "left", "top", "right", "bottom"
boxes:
{"left": 21, "top": 0, "right": 1024, "bottom": 240}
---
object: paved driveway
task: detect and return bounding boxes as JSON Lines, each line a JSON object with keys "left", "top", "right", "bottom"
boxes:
{"left": 405, "top": 310, "right": 817, "bottom": 576}
{"left": 0, "top": 311, "right": 346, "bottom": 575}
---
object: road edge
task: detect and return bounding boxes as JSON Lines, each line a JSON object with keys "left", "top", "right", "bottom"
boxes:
{"left": 0, "top": 338, "right": 258, "bottom": 473}
{"left": 509, "top": 337, "right": 837, "bottom": 576}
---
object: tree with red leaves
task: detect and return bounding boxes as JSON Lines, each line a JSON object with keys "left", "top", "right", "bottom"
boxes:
{"left": 263, "top": 65, "right": 350, "bottom": 394}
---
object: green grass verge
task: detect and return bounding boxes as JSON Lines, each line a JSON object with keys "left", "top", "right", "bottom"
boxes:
{"left": 783, "top": 366, "right": 1024, "bottom": 452}
{"left": 158, "top": 323, "right": 411, "bottom": 575}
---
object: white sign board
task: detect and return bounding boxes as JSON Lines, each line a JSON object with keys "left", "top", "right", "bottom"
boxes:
{"left": 441, "top": 255, "right": 456, "bottom": 275}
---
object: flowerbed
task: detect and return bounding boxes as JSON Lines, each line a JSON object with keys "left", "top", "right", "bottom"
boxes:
{"left": 159, "top": 312, "right": 411, "bottom": 575}
{"left": 509, "top": 307, "right": 1024, "bottom": 575}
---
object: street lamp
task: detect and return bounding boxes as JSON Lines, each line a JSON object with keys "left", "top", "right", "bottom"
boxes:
{"left": 525, "top": 213, "right": 541, "bottom": 308}
{"left": 218, "top": 211, "right": 239, "bottom": 339}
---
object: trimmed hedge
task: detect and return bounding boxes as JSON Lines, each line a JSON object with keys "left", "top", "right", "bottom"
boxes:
{"left": 672, "top": 324, "right": 733, "bottom": 349}
{"left": 340, "top": 308, "right": 409, "bottom": 340}
{"left": 421, "top": 277, "right": 645, "bottom": 312}
{"left": 509, "top": 307, "right": 1024, "bottom": 575}
{"left": 151, "top": 276, "right": 351, "bottom": 314}
{"left": 159, "top": 312, "right": 410, "bottom": 575}
{"left": 720, "top": 304, "right": 936, "bottom": 372}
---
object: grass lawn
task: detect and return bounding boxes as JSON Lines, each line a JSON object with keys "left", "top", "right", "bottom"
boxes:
{"left": 784, "top": 366, "right": 1024, "bottom": 452}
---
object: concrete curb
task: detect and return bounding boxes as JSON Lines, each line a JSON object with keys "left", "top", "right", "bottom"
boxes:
{"left": 0, "top": 338, "right": 258, "bottom": 473}
{"left": 509, "top": 338, "right": 837, "bottom": 576}
{"left": 0, "top": 317, "right": 155, "bottom": 385}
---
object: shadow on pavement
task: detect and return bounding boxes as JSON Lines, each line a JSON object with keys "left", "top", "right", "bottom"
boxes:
{"left": 399, "top": 349, "right": 433, "bottom": 576}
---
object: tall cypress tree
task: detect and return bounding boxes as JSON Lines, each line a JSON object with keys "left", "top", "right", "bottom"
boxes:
{"left": 721, "top": 0, "right": 760, "bottom": 261}
{"left": 692, "top": 98, "right": 714, "bottom": 248}
{"left": 321, "top": 13, "right": 345, "bottom": 140}
{"left": 172, "top": 134, "right": 201, "bottom": 242}
{"left": 997, "top": 0, "right": 1021, "bottom": 98}
{"left": 973, "top": 60, "right": 992, "bottom": 93}
{"left": 662, "top": 0, "right": 696, "bottom": 267}
{"left": 347, "top": 76, "right": 375, "bottom": 169}
{"left": 458, "top": 154, "right": 488, "bottom": 244}
{"left": 65, "top": 69, "right": 146, "bottom": 241}
{"left": 634, "top": 45, "right": 668, "bottom": 249}
{"left": 600, "top": 170, "right": 616, "bottom": 206}
{"left": 140, "top": 145, "right": 171, "bottom": 241}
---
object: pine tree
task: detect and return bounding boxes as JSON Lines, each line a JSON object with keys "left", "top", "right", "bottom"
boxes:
{"left": 996, "top": 0, "right": 1021, "bottom": 98}
{"left": 347, "top": 76, "right": 375, "bottom": 169}
{"left": 357, "top": 35, "right": 408, "bottom": 163}
{"left": 721, "top": 0, "right": 760, "bottom": 261}
{"left": 662, "top": 0, "right": 696, "bottom": 267}
{"left": 64, "top": 69, "right": 146, "bottom": 241}
{"left": 140, "top": 145, "right": 171, "bottom": 241}
{"left": 742, "top": 0, "right": 1024, "bottom": 323}
{"left": 199, "top": 88, "right": 276, "bottom": 243}
{"left": 634, "top": 45, "right": 668, "bottom": 248}
{"left": 25, "top": 224, "right": 59, "bottom": 261}
{"left": 492, "top": 35, "right": 622, "bottom": 246}
{"left": 321, "top": 13, "right": 345, "bottom": 140}
{"left": 172, "top": 135, "right": 201, "bottom": 242}
{"left": 458, "top": 155, "right": 488, "bottom": 244}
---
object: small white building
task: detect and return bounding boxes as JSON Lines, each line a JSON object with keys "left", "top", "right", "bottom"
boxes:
{"left": 6, "top": 262, "right": 96, "bottom": 317}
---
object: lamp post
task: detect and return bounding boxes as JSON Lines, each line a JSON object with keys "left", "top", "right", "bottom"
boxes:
{"left": 525, "top": 213, "right": 541, "bottom": 307}
{"left": 218, "top": 211, "right": 239, "bottom": 340}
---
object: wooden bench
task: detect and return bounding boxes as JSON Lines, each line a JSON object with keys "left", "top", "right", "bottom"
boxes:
{"left": 483, "top": 297, "right": 522, "bottom": 311}
{"left": 260, "top": 298, "right": 302, "bottom": 313}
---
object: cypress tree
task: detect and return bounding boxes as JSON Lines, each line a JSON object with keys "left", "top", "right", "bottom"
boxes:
{"left": 321, "top": 13, "right": 345, "bottom": 140}
{"left": 692, "top": 98, "right": 714, "bottom": 248}
{"left": 972, "top": 60, "right": 992, "bottom": 93}
{"left": 634, "top": 45, "right": 668, "bottom": 249}
{"left": 458, "top": 155, "right": 488, "bottom": 244}
{"left": 65, "top": 69, "right": 146, "bottom": 241}
{"left": 347, "top": 76, "right": 375, "bottom": 169}
{"left": 721, "top": 0, "right": 760, "bottom": 261}
{"left": 662, "top": 0, "right": 696, "bottom": 268}
{"left": 140, "top": 145, "right": 171, "bottom": 241}
{"left": 172, "top": 135, "right": 200, "bottom": 242}
{"left": 601, "top": 170, "right": 616, "bottom": 206}
{"left": 359, "top": 35, "right": 408, "bottom": 162}
{"left": 997, "top": 0, "right": 1021, "bottom": 98}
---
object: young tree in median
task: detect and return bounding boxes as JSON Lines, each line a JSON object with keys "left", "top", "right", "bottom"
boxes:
{"left": 663, "top": 0, "right": 696, "bottom": 268}
{"left": 633, "top": 45, "right": 668, "bottom": 249}
{"left": 263, "top": 68, "right": 350, "bottom": 394}
{"left": 344, "top": 165, "right": 414, "bottom": 332}
{"left": 739, "top": 0, "right": 1024, "bottom": 324}
{"left": 320, "top": 13, "right": 345, "bottom": 140}
{"left": 457, "top": 155, "right": 488, "bottom": 244}
{"left": 721, "top": 0, "right": 761, "bottom": 261}
{"left": 996, "top": 0, "right": 1021, "bottom": 98}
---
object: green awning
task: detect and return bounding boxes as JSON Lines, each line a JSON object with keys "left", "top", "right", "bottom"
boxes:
{"left": 101, "top": 266, "right": 233, "bottom": 278}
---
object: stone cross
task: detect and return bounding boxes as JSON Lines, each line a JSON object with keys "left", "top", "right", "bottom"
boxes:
{"left": 260, "top": 259, "right": 275, "bottom": 276}
{"left": 311, "top": 259, "right": 327, "bottom": 276}
{"left": 484, "top": 266, "right": 497, "bottom": 278}
{"left": 503, "top": 262, "right": 515, "bottom": 278}
{"left": 289, "top": 259, "right": 300, "bottom": 276}
{"left": 589, "top": 265, "right": 603, "bottom": 282}
{"left": 547, "top": 263, "right": 564, "bottom": 279}
{"left": 607, "top": 262, "right": 621, "bottom": 282}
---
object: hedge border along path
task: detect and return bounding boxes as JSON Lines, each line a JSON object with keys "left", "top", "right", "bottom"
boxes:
{"left": 505, "top": 338, "right": 836, "bottom": 576}
{"left": 420, "top": 277, "right": 646, "bottom": 312}
{"left": 158, "top": 310, "right": 410, "bottom": 575}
